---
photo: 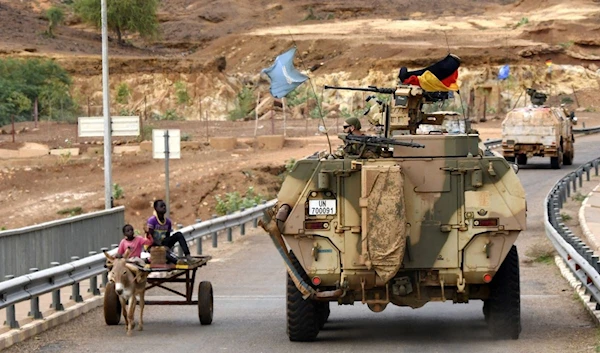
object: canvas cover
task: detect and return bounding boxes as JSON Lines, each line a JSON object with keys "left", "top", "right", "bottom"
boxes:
{"left": 361, "top": 164, "right": 407, "bottom": 283}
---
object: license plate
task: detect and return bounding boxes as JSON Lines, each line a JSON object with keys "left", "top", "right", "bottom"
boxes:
{"left": 308, "top": 200, "right": 336, "bottom": 215}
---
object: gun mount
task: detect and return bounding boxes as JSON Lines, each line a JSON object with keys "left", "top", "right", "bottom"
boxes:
{"left": 525, "top": 88, "right": 548, "bottom": 106}
{"left": 324, "top": 84, "right": 452, "bottom": 135}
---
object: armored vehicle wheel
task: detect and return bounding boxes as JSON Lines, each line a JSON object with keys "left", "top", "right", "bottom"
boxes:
{"left": 551, "top": 149, "right": 563, "bottom": 169}
{"left": 315, "top": 301, "right": 330, "bottom": 329}
{"left": 104, "top": 282, "right": 121, "bottom": 325}
{"left": 486, "top": 245, "right": 521, "bottom": 340}
{"left": 287, "top": 251, "right": 319, "bottom": 341}
{"left": 563, "top": 149, "right": 574, "bottom": 165}
{"left": 516, "top": 154, "right": 527, "bottom": 165}
{"left": 198, "top": 281, "right": 213, "bottom": 325}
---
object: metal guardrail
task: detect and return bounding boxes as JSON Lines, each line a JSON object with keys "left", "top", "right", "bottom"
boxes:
{"left": 545, "top": 158, "right": 600, "bottom": 312}
{"left": 0, "top": 206, "right": 125, "bottom": 280}
{"left": 0, "top": 200, "right": 275, "bottom": 329}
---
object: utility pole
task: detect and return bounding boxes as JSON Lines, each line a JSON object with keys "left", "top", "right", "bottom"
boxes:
{"left": 101, "top": 0, "right": 113, "bottom": 209}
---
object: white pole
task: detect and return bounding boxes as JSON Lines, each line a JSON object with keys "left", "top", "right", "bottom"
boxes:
{"left": 101, "top": 0, "right": 112, "bottom": 209}
{"left": 254, "top": 92, "right": 260, "bottom": 138}
{"left": 283, "top": 98, "right": 287, "bottom": 137}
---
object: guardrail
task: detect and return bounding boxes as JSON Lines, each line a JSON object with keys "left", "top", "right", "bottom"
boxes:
{"left": 545, "top": 158, "right": 600, "bottom": 314}
{"left": 0, "top": 200, "right": 275, "bottom": 330}
{"left": 0, "top": 206, "right": 125, "bottom": 280}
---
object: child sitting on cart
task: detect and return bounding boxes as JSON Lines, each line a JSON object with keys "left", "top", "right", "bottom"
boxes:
{"left": 117, "top": 224, "right": 153, "bottom": 260}
{"left": 146, "top": 199, "right": 194, "bottom": 264}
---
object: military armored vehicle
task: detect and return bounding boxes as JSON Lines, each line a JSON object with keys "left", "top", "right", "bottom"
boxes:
{"left": 501, "top": 88, "right": 576, "bottom": 169}
{"left": 260, "top": 83, "right": 527, "bottom": 342}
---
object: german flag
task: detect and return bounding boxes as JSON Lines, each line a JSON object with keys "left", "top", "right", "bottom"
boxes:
{"left": 398, "top": 54, "right": 461, "bottom": 92}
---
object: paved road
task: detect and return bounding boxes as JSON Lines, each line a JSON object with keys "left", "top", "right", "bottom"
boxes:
{"left": 5, "top": 135, "right": 600, "bottom": 353}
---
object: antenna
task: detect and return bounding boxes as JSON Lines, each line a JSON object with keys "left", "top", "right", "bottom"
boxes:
{"left": 444, "top": 32, "right": 450, "bottom": 54}
{"left": 288, "top": 31, "right": 333, "bottom": 155}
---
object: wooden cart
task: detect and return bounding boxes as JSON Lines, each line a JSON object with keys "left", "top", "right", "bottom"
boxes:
{"left": 103, "top": 255, "right": 213, "bottom": 325}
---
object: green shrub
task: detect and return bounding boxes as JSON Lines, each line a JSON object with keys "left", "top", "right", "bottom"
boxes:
{"left": 113, "top": 183, "right": 124, "bottom": 199}
{"left": 116, "top": 83, "right": 131, "bottom": 104}
{"left": 138, "top": 124, "right": 153, "bottom": 142}
{"left": 215, "top": 187, "right": 263, "bottom": 215}
{"left": 152, "top": 109, "right": 184, "bottom": 121}
{"left": 57, "top": 207, "right": 83, "bottom": 216}
{"left": 228, "top": 86, "right": 254, "bottom": 121}
{"left": 175, "top": 81, "right": 190, "bottom": 105}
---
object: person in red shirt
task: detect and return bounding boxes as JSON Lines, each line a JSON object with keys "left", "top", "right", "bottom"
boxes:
{"left": 117, "top": 224, "right": 153, "bottom": 259}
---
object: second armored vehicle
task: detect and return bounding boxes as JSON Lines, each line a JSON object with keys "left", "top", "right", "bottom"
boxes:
{"left": 501, "top": 89, "right": 576, "bottom": 169}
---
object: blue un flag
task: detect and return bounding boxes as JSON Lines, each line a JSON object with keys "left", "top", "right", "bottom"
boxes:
{"left": 498, "top": 65, "right": 510, "bottom": 80}
{"left": 262, "top": 48, "right": 309, "bottom": 98}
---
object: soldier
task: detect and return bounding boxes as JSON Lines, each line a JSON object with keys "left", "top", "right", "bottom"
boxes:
{"left": 341, "top": 117, "right": 380, "bottom": 158}
{"left": 343, "top": 117, "right": 363, "bottom": 136}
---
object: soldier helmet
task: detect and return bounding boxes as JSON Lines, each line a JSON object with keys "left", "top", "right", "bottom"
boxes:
{"left": 345, "top": 117, "right": 361, "bottom": 130}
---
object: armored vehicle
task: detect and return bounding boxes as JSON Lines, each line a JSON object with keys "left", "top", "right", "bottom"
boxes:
{"left": 260, "top": 83, "right": 527, "bottom": 342}
{"left": 501, "top": 88, "right": 576, "bottom": 169}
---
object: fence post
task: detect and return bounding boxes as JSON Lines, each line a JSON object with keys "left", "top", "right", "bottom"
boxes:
{"left": 88, "top": 252, "right": 101, "bottom": 296}
{"left": 566, "top": 179, "right": 571, "bottom": 198}
{"left": 212, "top": 214, "right": 218, "bottom": 248}
{"left": 240, "top": 208, "right": 246, "bottom": 236}
{"left": 28, "top": 268, "right": 43, "bottom": 320}
{"left": 586, "top": 166, "right": 591, "bottom": 181}
{"left": 572, "top": 175, "right": 577, "bottom": 193}
{"left": 50, "top": 262, "right": 64, "bottom": 311}
{"left": 595, "top": 160, "right": 599, "bottom": 176}
{"left": 70, "top": 256, "right": 83, "bottom": 303}
{"left": 195, "top": 219, "right": 203, "bottom": 255}
{"left": 100, "top": 247, "right": 109, "bottom": 287}
{"left": 3, "top": 275, "right": 19, "bottom": 329}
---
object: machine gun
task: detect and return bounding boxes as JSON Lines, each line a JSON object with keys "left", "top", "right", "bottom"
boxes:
{"left": 342, "top": 133, "right": 424, "bottom": 148}
{"left": 339, "top": 133, "right": 424, "bottom": 158}
{"left": 324, "top": 85, "right": 396, "bottom": 94}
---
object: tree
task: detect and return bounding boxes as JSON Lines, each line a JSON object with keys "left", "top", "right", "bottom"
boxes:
{"left": 46, "top": 6, "right": 65, "bottom": 37}
{"left": 74, "top": 0, "right": 159, "bottom": 45}
{"left": 0, "top": 58, "right": 75, "bottom": 126}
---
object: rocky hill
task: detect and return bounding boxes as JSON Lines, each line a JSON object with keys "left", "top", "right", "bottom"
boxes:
{"left": 1, "top": 0, "right": 600, "bottom": 120}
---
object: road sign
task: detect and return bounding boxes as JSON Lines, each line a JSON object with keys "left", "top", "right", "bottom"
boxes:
{"left": 78, "top": 116, "right": 140, "bottom": 137}
{"left": 152, "top": 129, "right": 181, "bottom": 159}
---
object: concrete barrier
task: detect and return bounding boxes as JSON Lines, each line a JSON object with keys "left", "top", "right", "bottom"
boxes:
{"left": 209, "top": 137, "right": 237, "bottom": 150}
{"left": 256, "top": 135, "right": 285, "bottom": 150}
{"left": 113, "top": 145, "right": 140, "bottom": 154}
{"left": 49, "top": 148, "right": 79, "bottom": 157}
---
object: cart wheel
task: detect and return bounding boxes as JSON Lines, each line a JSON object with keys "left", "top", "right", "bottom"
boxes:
{"left": 104, "top": 282, "right": 121, "bottom": 325}
{"left": 198, "top": 281, "right": 213, "bottom": 325}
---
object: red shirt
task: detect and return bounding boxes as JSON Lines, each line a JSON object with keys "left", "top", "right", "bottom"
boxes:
{"left": 117, "top": 236, "right": 153, "bottom": 258}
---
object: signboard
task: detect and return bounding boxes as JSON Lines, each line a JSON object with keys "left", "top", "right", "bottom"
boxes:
{"left": 152, "top": 129, "right": 181, "bottom": 159}
{"left": 78, "top": 116, "right": 140, "bottom": 137}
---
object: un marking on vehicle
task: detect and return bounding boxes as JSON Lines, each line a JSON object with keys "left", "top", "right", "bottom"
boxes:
{"left": 308, "top": 200, "right": 336, "bottom": 215}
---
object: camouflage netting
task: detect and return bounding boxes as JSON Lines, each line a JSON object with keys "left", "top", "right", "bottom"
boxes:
{"left": 362, "top": 165, "right": 407, "bottom": 283}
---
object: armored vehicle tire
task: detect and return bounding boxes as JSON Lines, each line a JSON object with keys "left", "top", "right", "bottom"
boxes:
{"left": 516, "top": 154, "right": 527, "bottom": 165}
{"left": 104, "top": 282, "right": 121, "bottom": 325}
{"left": 198, "top": 281, "right": 214, "bottom": 325}
{"left": 563, "top": 149, "right": 574, "bottom": 165}
{"left": 316, "top": 301, "right": 330, "bottom": 329}
{"left": 551, "top": 149, "right": 563, "bottom": 169}
{"left": 486, "top": 245, "right": 521, "bottom": 340}
{"left": 287, "top": 251, "right": 320, "bottom": 341}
